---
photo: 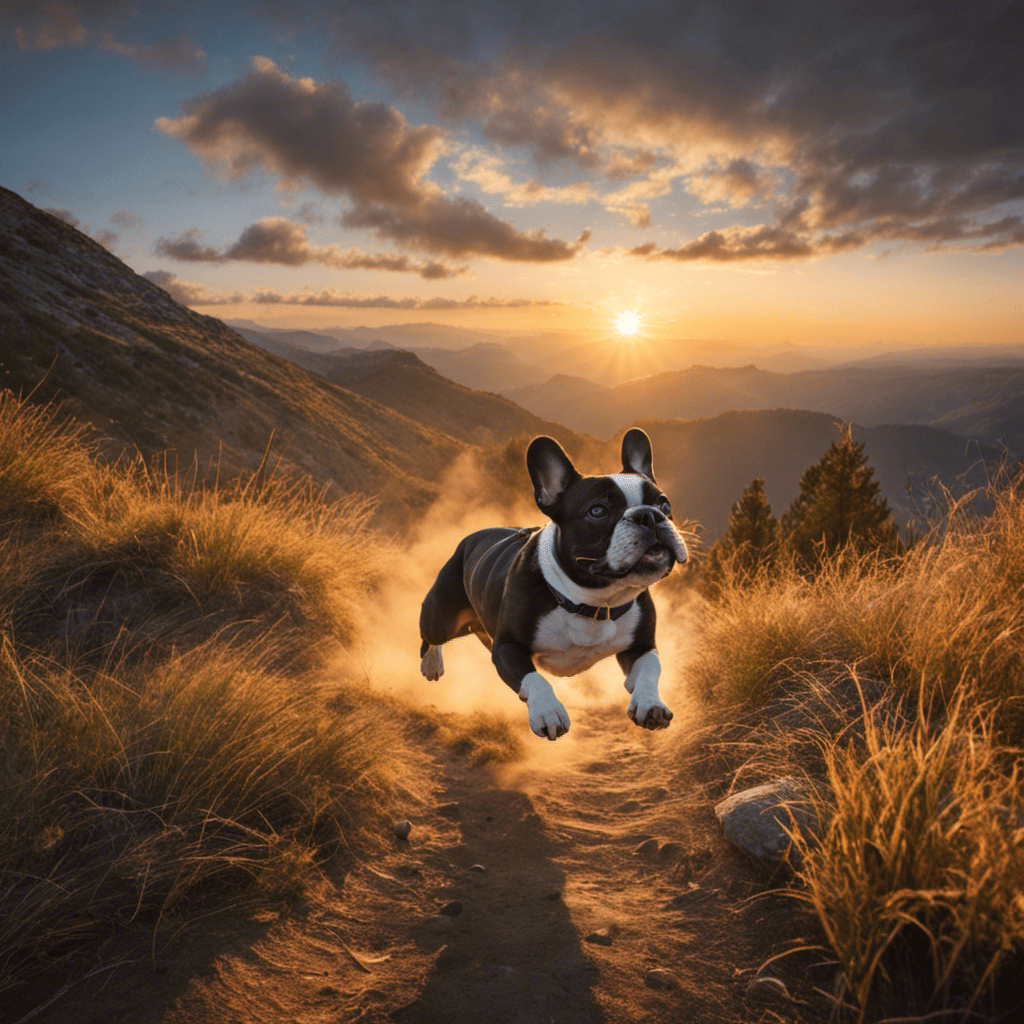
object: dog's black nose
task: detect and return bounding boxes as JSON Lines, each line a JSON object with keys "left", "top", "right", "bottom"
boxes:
{"left": 631, "top": 507, "right": 659, "bottom": 530}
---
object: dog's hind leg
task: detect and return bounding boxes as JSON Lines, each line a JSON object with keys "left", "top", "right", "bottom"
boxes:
{"left": 420, "top": 642, "right": 444, "bottom": 681}
{"left": 419, "top": 545, "right": 481, "bottom": 681}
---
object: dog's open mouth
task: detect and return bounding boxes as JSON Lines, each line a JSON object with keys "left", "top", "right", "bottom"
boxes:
{"left": 635, "top": 542, "right": 673, "bottom": 571}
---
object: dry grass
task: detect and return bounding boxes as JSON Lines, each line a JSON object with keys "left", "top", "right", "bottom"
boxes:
{"left": 790, "top": 684, "right": 1024, "bottom": 1021}
{"left": 0, "top": 391, "right": 423, "bottom": 999}
{"left": 690, "top": 479, "right": 1024, "bottom": 1020}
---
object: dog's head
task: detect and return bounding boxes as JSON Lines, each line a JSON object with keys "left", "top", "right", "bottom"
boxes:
{"left": 526, "top": 428, "right": 688, "bottom": 588}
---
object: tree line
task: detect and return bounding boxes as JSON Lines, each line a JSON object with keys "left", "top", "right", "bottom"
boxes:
{"left": 701, "top": 423, "right": 900, "bottom": 597}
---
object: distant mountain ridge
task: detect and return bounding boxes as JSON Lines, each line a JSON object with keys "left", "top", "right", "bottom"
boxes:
{"left": 503, "top": 364, "right": 1024, "bottom": 452}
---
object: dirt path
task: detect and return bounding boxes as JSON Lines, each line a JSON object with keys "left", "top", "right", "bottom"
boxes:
{"left": 29, "top": 703, "right": 831, "bottom": 1024}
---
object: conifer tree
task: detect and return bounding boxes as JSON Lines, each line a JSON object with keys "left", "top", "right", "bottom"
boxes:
{"left": 781, "top": 423, "right": 899, "bottom": 570}
{"left": 701, "top": 477, "right": 778, "bottom": 599}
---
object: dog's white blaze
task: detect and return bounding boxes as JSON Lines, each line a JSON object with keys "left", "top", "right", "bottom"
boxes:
{"left": 533, "top": 603, "right": 640, "bottom": 676}
{"left": 610, "top": 473, "right": 645, "bottom": 506}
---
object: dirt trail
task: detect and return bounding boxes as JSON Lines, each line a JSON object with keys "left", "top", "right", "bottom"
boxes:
{"left": 29, "top": 702, "right": 830, "bottom": 1024}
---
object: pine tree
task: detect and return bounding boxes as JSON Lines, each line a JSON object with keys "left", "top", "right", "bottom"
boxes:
{"left": 781, "top": 423, "right": 899, "bottom": 571}
{"left": 701, "top": 477, "right": 778, "bottom": 599}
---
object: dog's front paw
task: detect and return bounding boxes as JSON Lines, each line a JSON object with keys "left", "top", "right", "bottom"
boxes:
{"left": 519, "top": 672, "right": 570, "bottom": 741}
{"left": 628, "top": 689, "right": 673, "bottom": 730}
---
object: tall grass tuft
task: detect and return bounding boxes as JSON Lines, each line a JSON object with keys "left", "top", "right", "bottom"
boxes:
{"left": 790, "top": 683, "right": 1024, "bottom": 1021}
{"left": 0, "top": 635, "right": 414, "bottom": 995}
{"left": 0, "top": 391, "right": 98, "bottom": 537}
{"left": 0, "top": 390, "right": 423, "bottom": 1002}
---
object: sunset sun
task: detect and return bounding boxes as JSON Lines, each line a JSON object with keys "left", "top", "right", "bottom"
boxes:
{"left": 615, "top": 309, "right": 641, "bottom": 336}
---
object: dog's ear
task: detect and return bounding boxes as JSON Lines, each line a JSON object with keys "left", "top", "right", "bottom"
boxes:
{"left": 621, "top": 427, "right": 655, "bottom": 481}
{"left": 527, "top": 436, "right": 580, "bottom": 512}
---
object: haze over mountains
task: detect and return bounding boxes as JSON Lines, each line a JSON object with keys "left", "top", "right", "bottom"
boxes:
{"left": 1, "top": 185, "right": 1017, "bottom": 542}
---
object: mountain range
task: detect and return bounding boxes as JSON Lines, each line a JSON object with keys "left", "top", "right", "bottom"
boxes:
{"left": 0, "top": 184, "right": 1013, "bottom": 542}
{"left": 503, "top": 364, "right": 1024, "bottom": 450}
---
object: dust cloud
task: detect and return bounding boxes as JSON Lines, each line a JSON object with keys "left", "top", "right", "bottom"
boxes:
{"left": 337, "top": 448, "right": 701, "bottom": 763}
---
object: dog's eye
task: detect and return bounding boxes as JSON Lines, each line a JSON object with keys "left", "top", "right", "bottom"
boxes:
{"left": 587, "top": 503, "right": 609, "bottom": 519}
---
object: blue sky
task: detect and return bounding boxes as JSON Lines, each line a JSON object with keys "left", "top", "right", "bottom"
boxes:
{"left": 2, "top": 1, "right": 1022, "bottom": 347}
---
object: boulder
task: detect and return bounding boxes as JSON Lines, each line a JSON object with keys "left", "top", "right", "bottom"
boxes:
{"left": 714, "top": 777, "right": 813, "bottom": 864}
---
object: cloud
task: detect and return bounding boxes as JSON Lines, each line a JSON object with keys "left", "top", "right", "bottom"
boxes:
{"left": 250, "top": 289, "right": 563, "bottom": 309}
{"left": 156, "top": 57, "right": 588, "bottom": 262}
{"left": 313, "top": 0, "right": 1024, "bottom": 257}
{"left": 44, "top": 207, "right": 80, "bottom": 228}
{"left": 630, "top": 225, "right": 815, "bottom": 262}
{"left": 688, "top": 159, "right": 774, "bottom": 207}
{"left": 143, "top": 270, "right": 245, "bottom": 306}
{"left": 453, "top": 149, "right": 595, "bottom": 207}
{"left": 141, "top": 271, "right": 562, "bottom": 309}
{"left": 155, "top": 218, "right": 467, "bottom": 278}
{"left": 156, "top": 56, "right": 441, "bottom": 204}
{"left": 341, "top": 198, "right": 590, "bottom": 261}
{"left": 7, "top": 1, "right": 205, "bottom": 72}
{"left": 109, "top": 209, "right": 142, "bottom": 230}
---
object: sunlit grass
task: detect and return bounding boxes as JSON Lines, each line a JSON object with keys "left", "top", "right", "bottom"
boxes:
{"left": 691, "top": 476, "right": 1024, "bottom": 1019}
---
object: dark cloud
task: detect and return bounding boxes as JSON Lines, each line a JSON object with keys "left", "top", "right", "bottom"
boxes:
{"left": 154, "top": 218, "right": 467, "bottom": 278}
{"left": 312, "top": 0, "right": 1024, "bottom": 257}
{"left": 6, "top": 1, "right": 206, "bottom": 72}
{"left": 155, "top": 227, "right": 224, "bottom": 263}
{"left": 341, "top": 199, "right": 590, "bottom": 262}
{"left": 44, "top": 207, "right": 80, "bottom": 228}
{"left": 143, "top": 270, "right": 244, "bottom": 305}
{"left": 109, "top": 209, "right": 142, "bottom": 230}
{"left": 156, "top": 57, "right": 588, "bottom": 263}
{"left": 155, "top": 56, "right": 442, "bottom": 206}
{"left": 631, "top": 225, "right": 814, "bottom": 262}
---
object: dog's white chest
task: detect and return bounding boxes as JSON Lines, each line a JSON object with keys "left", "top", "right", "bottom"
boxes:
{"left": 532, "top": 604, "right": 639, "bottom": 676}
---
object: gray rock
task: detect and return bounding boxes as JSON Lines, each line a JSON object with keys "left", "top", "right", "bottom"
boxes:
{"left": 714, "top": 778, "right": 811, "bottom": 863}
{"left": 393, "top": 819, "right": 413, "bottom": 841}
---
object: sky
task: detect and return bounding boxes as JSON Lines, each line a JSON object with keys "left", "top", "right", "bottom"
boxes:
{"left": 2, "top": 0, "right": 1022, "bottom": 351}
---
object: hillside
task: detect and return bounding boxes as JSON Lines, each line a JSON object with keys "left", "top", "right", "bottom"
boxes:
{"left": 0, "top": 186, "right": 464, "bottom": 523}
{"left": 637, "top": 410, "right": 999, "bottom": 539}
{"left": 506, "top": 363, "right": 1024, "bottom": 450}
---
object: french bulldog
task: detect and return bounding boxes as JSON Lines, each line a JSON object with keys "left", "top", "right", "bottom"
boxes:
{"left": 419, "top": 428, "right": 688, "bottom": 740}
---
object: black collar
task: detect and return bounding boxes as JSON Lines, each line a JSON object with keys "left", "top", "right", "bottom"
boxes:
{"left": 546, "top": 583, "right": 635, "bottom": 621}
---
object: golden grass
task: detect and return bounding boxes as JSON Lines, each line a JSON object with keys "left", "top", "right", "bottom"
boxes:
{"left": 0, "top": 637, "right": 413, "bottom": 994}
{"left": 691, "top": 479, "right": 1024, "bottom": 1019}
{"left": 790, "top": 683, "right": 1024, "bottom": 1021}
{"left": 0, "top": 391, "right": 424, "bottom": 999}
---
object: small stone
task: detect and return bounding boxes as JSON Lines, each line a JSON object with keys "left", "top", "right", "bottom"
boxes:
{"left": 714, "top": 778, "right": 811, "bottom": 864}
{"left": 633, "top": 837, "right": 660, "bottom": 858}
{"left": 438, "top": 900, "right": 463, "bottom": 917}
{"left": 746, "top": 975, "right": 792, "bottom": 1001}
{"left": 436, "top": 802, "right": 461, "bottom": 820}
{"left": 318, "top": 985, "right": 340, "bottom": 997}
{"left": 644, "top": 967, "right": 682, "bottom": 991}
{"left": 585, "top": 927, "right": 616, "bottom": 946}
{"left": 468, "top": 863, "right": 487, "bottom": 873}
{"left": 615, "top": 799, "right": 641, "bottom": 813}
{"left": 393, "top": 819, "right": 412, "bottom": 841}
